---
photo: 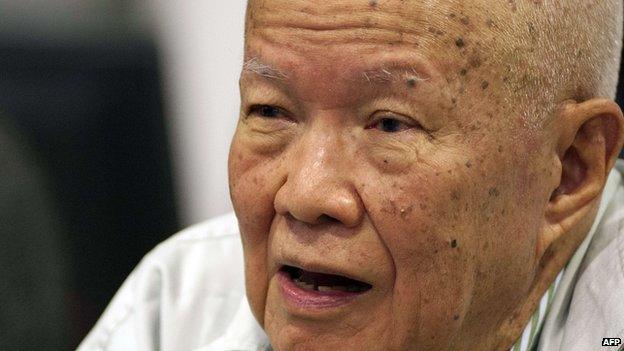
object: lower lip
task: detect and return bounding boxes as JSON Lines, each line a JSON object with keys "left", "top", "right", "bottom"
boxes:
{"left": 277, "top": 270, "right": 367, "bottom": 310}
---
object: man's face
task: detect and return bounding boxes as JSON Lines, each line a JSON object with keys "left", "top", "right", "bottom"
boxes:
{"left": 229, "top": 1, "right": 554, "bottom": 350}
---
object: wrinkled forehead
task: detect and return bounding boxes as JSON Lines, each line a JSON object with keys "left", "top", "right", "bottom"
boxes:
{"left": 243, "top": 1, "right": 529, "bottom": 114}
{"left": 245, "top": 0, "right": 509, "bottom": 54}
{"left": 244, "top": 0, "right": 521, "bottom": 87}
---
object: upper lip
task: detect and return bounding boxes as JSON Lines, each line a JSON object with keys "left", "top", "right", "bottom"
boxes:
{"left": 277, "top": 258, "right": 373, "bottom": 286}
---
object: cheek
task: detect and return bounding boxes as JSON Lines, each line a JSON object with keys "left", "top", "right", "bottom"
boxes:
{"left": 229, "top": 134, "right": 286, "bottom": 325}
{"left": 361, "top": 166, "right": 477, "bottom": 348}
{"left": 229, "top": 135, "right": 282, "bottom": 243}
{"left": 362, "top": 152, "right": 538, "bottom": 348}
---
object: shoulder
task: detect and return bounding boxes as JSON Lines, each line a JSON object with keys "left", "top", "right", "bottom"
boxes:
{"left": 154, "top": 210, "right": 240, "bottom": 248}
{"left": 140, "top": 211, "right": 244, "bottom": 296}
{"left": 144, "top": 211, "right": 242, "bottom": 270}
{"left": 78, "top": 212, "right": 247, "bottom": 351}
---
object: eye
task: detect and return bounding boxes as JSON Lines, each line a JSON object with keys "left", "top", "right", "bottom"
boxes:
{"left": 249, "top": 104, "right": 285, "bottom": 119}
{"left": 367, "top": 117, "right": 413, "bottom": 133}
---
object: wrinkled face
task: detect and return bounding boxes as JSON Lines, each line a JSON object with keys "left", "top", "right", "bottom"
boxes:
{"left": 229, "top": 1, "right": 554, "bottom": 350}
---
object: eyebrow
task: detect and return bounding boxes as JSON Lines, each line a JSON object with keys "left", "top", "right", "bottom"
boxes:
{"left": 242, "top": 57, "right": 431, "bottom": 87}
{"left": 242, "top": 57, "right": 289, "bottom": 81}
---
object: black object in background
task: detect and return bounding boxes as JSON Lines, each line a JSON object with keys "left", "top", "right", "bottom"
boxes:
{"left": 0, "top": 117, "right": 69, "bottom": 351}
{"left": 0, "top": 37, "right": 180, "bottom": 348}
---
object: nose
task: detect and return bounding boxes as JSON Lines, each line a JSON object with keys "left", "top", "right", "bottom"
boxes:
{"left": 274, "top": 128, "right": 364, "bottom": 228}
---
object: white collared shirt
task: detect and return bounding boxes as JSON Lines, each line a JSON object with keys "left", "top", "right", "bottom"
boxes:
{"left": 78, "top": 162, "right": 624, "bottom": 351}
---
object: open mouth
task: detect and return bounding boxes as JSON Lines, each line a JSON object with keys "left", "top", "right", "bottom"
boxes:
{"left": 280, "top": 265, "right": 372, "bottom": 293}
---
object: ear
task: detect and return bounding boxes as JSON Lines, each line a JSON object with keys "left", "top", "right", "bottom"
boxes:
{"left": 538, "top": 98, "right": 624, "bottom": 261}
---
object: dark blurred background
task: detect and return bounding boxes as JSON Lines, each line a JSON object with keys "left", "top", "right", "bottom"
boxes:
{"left": 0, "top": 1, "right": 623, "bottom": 350}
{"left": 0, "top": 2, "right": 179, "bottom": 349}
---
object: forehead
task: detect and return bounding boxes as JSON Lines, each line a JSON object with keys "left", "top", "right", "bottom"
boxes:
{"left": 243, "top": 1, "right": 520, "bottom": 113}
{"left": 244, "top": 0, "right": 512, "bottom": 84}
{"left": 245, "top": 0, "right": 506, "bottom": 49}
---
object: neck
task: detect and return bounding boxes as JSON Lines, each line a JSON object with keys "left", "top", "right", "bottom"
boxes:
{"left": 494, "top": 206, "right": 598, "bottom": 350}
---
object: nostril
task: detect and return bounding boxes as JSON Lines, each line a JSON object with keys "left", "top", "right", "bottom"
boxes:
{"left": 317, "top": 214, "right": 339, "bottom": 224}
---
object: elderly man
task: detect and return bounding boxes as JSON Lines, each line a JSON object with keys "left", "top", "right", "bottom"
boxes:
{"left": 79, "top": 0, "right": 624, "bottom": 350}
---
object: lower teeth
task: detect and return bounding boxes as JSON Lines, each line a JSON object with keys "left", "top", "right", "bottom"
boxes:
{"left": 293, "top": 279, "right": 356, "bottom": 292}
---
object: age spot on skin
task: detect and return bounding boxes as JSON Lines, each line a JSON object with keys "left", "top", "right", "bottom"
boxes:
{"left": 469, "top": 54, "right": 482, "bottom": 68}
{"left": 368, "top": 0, "right": 378, "bottom": 7}
{"left": 427, "top": 27, "right": 444, "bottom": 36}
{"left": 400, "top": 205, "right": 414, "bottom": 219}
{"left": 406, "top": 78, "right": 417, "bottom": 88}
{"left": 465, "top": 160, "right": 472, "bottom": 168}
{"left": 489, "top": 187, "right": 500, "bottom": 197}
{"left": 470, "top": 121, "right": 481, "bottom": 132}
{"left": 508, "top": 0, "right": 518, "bottom": 12}
{"left": 528, "top": 22, "right": 536, "bottom": 36}
{"left": 455, "top": 38, "right": 465, "bottom": 48}
{"left": 451, "top": 190, "right": 461, "bottom": 201}
{"left": 451, "top": 239, "right": 458, "bottom": 248}
{"left": 481, "top": 80, "right": 490, "bottom": 90}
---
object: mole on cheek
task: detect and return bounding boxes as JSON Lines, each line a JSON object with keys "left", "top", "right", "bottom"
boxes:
{"left": 455, "top": 38, "right": 466, "bottom": 48}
